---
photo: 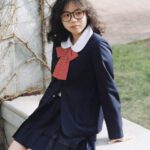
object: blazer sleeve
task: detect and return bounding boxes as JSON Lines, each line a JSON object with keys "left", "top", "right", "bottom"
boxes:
{"left": 92, "top": 37, "right": 124, "bottom": 139}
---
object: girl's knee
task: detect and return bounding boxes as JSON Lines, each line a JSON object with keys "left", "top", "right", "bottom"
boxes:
{"left": 8, "top": 140, "right": 27, "bottom": 150}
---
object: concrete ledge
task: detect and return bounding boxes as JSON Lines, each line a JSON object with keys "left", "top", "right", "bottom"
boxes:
{"left": 1, "top": 95, "right": 42, "bottom": 126}
{"left": 1, "top": 95, "right": 150, "bottom": 150}
{"left": 97, "top": 119, "right": 150, "bottom": 150}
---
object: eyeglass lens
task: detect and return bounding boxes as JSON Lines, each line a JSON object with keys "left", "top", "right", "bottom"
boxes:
{"left": 61, "top": 9, "right": 85, "bottom": 22}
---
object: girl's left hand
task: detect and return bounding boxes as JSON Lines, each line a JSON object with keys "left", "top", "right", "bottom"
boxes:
{"left": 108, "top": 137, "right": 131, "bottom": 144}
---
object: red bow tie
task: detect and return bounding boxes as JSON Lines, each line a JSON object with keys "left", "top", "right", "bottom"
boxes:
{"left": 52, "top": 47, "right": 78, "bottom": 80}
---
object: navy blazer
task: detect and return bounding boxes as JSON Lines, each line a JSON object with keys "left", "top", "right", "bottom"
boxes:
{"left": 40, "top": 32, "right": 123, "bottom": 138}
{"left": 13, "top": 33, "right": 123, "bottom": 149}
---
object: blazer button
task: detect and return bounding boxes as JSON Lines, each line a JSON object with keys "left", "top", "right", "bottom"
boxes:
{"left": 58, "top": 92, "right": 61, "bottom": 97}
{"left": 52, "top": 94, "right": 56, "bottom": 98}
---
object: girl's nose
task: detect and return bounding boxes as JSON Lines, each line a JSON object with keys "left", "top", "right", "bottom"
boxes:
{"left": 70, "top": 15, "right": 78, "bottom": 22}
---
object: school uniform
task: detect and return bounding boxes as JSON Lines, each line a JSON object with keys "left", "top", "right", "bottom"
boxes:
{"left": 13, "top": 26, "right": 123, "bottom": 150}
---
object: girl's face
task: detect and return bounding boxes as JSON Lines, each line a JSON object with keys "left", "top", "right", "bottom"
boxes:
{"left": 61, "top": 1, "right": 87, "bottom": 40}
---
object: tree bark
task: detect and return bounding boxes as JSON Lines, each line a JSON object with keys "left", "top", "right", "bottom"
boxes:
{"left": 0, "top": 117, "right": 7, "bottom": 150}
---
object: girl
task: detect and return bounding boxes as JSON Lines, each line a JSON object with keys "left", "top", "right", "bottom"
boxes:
{"left": 9, "top": 0, "right": 125, "bottom": 149}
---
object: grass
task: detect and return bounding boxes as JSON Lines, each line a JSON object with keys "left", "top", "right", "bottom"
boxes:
{"left": 112, "top": 39, "right": 150, "bottom": 129}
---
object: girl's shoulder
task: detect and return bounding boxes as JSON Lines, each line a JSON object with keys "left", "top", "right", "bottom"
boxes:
{"left": 89, "top": 33, "right": 112, "bottom": 55}
{"left": 90, "top": 33, "right": 110, "bottom": 47}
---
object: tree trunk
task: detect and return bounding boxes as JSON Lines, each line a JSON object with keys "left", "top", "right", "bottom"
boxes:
{"left": 0, "top": 117, "right": 7, "bottom": 150}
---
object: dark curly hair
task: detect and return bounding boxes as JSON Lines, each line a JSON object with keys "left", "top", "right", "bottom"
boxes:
{"left": 47, "top": 0, "right": 105, "bottom": 43}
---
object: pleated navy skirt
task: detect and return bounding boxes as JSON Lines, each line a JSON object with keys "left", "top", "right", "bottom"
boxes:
{"left": 30, "top": 127, "right": 96, "bottom": 150}
{"left": 13, "top": 95, "right": 96, "bottom": 150}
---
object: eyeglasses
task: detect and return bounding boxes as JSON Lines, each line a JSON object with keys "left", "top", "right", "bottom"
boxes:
{"left": 61, "top": 9, "right": 85, "bottom": 22}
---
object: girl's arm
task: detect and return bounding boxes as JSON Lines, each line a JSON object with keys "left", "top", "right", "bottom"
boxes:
{"left": 92, "top": 37, "right": 124, "bottom": 140}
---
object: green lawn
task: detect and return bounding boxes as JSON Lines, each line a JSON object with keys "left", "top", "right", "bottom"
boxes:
{"left": 112, "top": 39, "right": 150, "bottom": 129}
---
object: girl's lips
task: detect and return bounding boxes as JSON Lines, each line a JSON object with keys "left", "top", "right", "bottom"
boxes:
{"left": 70, "top": 25, "right": 80, "bottom": 28}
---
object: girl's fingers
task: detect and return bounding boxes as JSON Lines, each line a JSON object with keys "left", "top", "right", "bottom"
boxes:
{"left": 108, "top": 137, "right": 131, "bottom": 144}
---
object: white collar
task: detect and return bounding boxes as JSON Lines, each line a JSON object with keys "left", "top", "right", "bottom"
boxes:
{"left": 61, "top": 26, "right": 93, "bottom": 52}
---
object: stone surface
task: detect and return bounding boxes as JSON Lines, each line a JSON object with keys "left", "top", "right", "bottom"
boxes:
{"left": 0, "top": 0, "right": 53, "bottom": 99}
{"left": 97, "top": 119, "right": 150, "bottom": 150}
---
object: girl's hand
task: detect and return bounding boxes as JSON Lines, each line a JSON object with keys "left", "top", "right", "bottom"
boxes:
{"left": 108, "top": 137, "right": 131, "bottom": 144}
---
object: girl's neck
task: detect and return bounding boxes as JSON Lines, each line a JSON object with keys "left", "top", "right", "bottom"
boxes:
{"left": 71, "top": 33, "right": 81, "bottom": 45}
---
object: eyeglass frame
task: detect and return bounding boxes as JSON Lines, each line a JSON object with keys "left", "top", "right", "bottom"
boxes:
{"left": 61, "top": 9, "right": 86, "bottom": 22}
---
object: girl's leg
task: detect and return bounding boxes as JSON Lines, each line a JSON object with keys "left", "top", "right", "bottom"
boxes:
{"left": 8, "top": 140, "right": 27, "bottom": 150}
